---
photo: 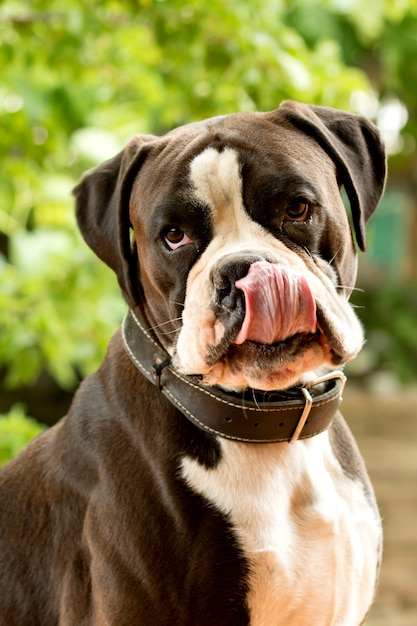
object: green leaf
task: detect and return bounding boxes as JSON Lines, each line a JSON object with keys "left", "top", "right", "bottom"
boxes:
{"left": 0, "top": 405, "right": 47, "bottom": 466}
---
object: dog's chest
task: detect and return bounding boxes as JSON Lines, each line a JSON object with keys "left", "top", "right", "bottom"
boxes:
{"left": 181, "top": 434, "right": 380, "bottom": 626}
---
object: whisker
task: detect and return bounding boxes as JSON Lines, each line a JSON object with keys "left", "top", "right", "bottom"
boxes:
{"left": 336, "top": 285, "right": 364, "bottom": 293}
{"left": 251, "top": 388, "right": 261, "bottom": 410}
{"left": 155, "top": 328, "right": 182, "bottom": 336}
{"left": 324, "top": 246, "right": 341, "bottom": 266}
{"left": 147, "top": 317, "right": 182, "bottom": 332}
{"left": 168, "top": 300, "right": 185, "bottom": 309}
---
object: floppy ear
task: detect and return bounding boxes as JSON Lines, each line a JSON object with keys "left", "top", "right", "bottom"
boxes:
{"left": 275, "top": 101, "right": 387, "bottom": 251}
{"left": 73, "top": 136, "right": 155, "bottom": 305}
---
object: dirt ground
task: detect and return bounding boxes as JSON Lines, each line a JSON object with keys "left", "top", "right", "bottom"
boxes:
{"left": 343, "top": 387, "right": 417, "bottom": 626}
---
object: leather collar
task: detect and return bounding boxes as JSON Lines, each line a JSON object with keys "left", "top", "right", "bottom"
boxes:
{"left": 122, "top": 309, "right": 346, "bottom": 444}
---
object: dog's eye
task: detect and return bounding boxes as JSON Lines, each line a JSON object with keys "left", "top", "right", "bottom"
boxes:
{"left": 284, "top": 199, "right": 310, "bottom": 222}
{"left": 163, "top": 227, "right": 193, "bottom": 250}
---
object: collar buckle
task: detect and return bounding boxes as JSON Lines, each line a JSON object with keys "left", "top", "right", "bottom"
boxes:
{"left": 289, "top": 371, "right": 347, "bottom": 444}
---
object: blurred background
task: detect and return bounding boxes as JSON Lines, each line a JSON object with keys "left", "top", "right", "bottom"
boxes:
{"left": 0, "top": 1, "right": 416, "bottom": 624}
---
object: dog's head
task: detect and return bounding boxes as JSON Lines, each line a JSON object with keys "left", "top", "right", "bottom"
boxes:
{"left": 74, "top": 101, "right": 386, "bottom": 392}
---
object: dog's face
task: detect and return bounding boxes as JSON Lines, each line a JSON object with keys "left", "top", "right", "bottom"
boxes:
{"left": 74, "top": 102, "right": 386, "bottom": 392}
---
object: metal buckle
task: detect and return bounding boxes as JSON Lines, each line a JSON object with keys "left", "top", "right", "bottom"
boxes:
{"left": 289, "top": 370, "right": 347, "bottom": 444}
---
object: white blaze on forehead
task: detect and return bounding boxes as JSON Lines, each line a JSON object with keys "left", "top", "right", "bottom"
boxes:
{"left": 189, "top": 146, "right": 263, "bottom": 244}
{"left": 189, "top": 146, "right": 242, "bottom": 213}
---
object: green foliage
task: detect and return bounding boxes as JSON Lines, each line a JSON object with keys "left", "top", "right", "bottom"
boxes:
{"left": 0, "top": 405, "right": 47, "bottom": 466}
{"left": 352, "top": 282, "right": 417, "bottom": 384}
{"left": 0, "top": 227, "right": 125, "bottom": 388}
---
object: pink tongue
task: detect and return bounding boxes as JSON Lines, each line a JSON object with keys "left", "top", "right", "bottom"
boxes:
{"left": 234, "top": 261, "right": 316, "bottom": 345}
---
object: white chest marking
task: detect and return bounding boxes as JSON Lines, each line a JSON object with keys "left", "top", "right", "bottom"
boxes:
{"left": 181, "top": 434, "right": 380, "bottom": 626}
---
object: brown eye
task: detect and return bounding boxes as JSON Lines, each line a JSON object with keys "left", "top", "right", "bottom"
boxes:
{"left": 164, "top": 227, "right": 193, "bottom": 250}
{"left": 285, "top": 199, "right": 310, "bottom": 222}
{"left": 165, "top": 227, "right": 184, "bottom": 244}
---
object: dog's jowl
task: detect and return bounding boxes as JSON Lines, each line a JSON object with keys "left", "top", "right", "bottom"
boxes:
{"left": 0, "top": 101, "right": 386, "bottom": 625}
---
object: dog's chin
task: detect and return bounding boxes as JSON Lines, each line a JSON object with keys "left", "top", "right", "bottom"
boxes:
{"left": 177, "top": 332, "right": 337, "bottom": 393}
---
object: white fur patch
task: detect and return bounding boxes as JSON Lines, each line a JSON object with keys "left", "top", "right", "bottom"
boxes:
{"left": 181, "top": 436, "right": 381, "bottom": 625}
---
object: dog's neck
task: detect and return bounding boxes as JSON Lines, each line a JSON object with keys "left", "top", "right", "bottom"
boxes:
{"left": 121, "top": 308, "right": 346, "bottom": 444}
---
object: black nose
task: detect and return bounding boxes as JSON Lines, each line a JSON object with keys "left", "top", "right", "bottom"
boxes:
{"left": 212, "top": 255, "right": 264, "bottom": 311}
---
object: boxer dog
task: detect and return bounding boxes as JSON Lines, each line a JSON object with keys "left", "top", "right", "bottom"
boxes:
{"left": 0, "top": 101, "right": 386, "bottom": 625}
